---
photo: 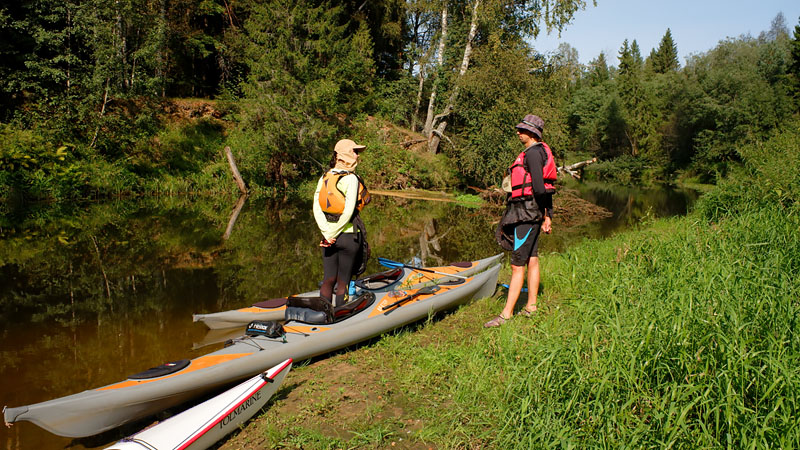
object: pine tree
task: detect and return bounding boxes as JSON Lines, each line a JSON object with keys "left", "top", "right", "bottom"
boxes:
{"left": 616, "top": 38, "right": 655, "bottom": 157}
{"left": 589, "top": 51, "right": 609, "bottom": 85}
{"left": 618, "top": 39, "right": 632, "bottom": 73}
{"left": 651, "top": 28, "right": 679, "bottom": 73}
{"left": 630, "top": 39, "right": 643, "bottom": 67}
{"left": 232, "top": 0, "right": 377, "bottom": 185}
{"left": 790, "top": 16, "right": 800, "bottom": 110}
{"left": 618, "top": 39, "right": 643, "bottom": 75}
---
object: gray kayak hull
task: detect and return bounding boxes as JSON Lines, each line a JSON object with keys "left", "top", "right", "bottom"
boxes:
{"left": 4, "top": 261, "right": 500, "bottom": 438}
{"left": 193, "top": 253, "right": 503, "bottom": 329}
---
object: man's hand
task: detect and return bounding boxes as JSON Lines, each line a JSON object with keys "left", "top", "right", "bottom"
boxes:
{"left": 542, "top": 216, "right": 552, "bottom": 234}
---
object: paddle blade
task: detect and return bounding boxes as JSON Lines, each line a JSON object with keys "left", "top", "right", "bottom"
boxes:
{"left": 377, "top": 257, "right": 404, "bottom": 269}
{"left": 417, "top": 285, "right": 441, "bottom": 295}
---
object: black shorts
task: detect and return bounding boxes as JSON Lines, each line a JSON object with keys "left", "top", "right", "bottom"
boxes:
{"left": 510, "top": 222, "right": 542, "bottom": 266}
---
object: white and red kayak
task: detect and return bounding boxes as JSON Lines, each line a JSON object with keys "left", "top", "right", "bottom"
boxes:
{"left": 105, "top": 358, "right": 292, "bottom": 450}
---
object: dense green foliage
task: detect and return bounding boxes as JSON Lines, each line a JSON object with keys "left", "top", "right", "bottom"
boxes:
{"left": 571, "top": 16, "right": 798, "bottom": 185}
{"left": 1, "top": 3, "right": 799, "bottom": 200}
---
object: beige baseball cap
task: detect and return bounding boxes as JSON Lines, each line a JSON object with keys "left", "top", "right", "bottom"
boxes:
{"left": 334, "top": 139, "right": 366, "bottom": 164}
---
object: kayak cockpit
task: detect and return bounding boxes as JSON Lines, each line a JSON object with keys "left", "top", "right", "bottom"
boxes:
{"left": 128, "top": 359, "right": 191, "bottom": 379}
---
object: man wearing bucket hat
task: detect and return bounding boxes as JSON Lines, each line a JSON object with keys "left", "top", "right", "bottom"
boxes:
{"left": 485, "top": 114, "right": 555, "bottom": 327}
{"left": 313, "top": 139, "right": 371, "bottom": 307}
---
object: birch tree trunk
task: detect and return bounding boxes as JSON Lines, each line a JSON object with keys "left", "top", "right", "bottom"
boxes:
{"left": 66, "top": 5, "right": 72, "bottom": 91}
{"left": 422, "top": 6, "right": 447, "bottom": 138}
{"left": 427, "top": 0, "right": 480, "bottom": 154}
{"left": 624, "top": 128, "right": 638, "bottom": 156}
{"left": 412, "top": 68, "right": 425, "bottom": 133}
{"left": 90, "top": 78, "right": 111, "bottom": 148}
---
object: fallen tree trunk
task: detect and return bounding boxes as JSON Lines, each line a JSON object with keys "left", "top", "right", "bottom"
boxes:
{"left": 558, "top": 157, "right": 597, "bottom": 179}
{"left": 224, "top": 146, "right": 248, "bottom": 195}
{"left": 401, "top": 138, "right": 428, "bottom": 148}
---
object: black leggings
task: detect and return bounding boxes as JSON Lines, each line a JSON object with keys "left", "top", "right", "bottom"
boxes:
{"left": 320, "top": 233, "right": 359, "bottom": 302}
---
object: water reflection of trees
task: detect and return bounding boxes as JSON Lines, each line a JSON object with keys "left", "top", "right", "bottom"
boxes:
{"left": 0, "top": 198, "right": 230, "bottom": 327}
{"left": 0, "top": 196, "right": 501, "bottom": 328}
{"left": 575, "top": 181, "right": 699, "bottom": 229}
{"left": 420, "top": 219, "right": 447, "bottom": 266}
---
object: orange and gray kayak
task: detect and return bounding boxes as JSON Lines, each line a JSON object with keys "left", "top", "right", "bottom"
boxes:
{"left": 3, "top": 254, "right": 501, "bottom": 438}
{"left": 193, "top": 254, "right": 502, "bottom": 329}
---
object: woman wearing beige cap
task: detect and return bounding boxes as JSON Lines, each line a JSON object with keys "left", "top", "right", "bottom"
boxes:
{"left": 313, "top": 139, "right": 371, "bottom": 307}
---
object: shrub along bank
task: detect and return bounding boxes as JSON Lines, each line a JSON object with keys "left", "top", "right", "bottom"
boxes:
{"left": 233, "top": 122, "right": 800, "bottom": 449}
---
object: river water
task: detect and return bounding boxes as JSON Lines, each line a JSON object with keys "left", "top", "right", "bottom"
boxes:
{"left": 0, "top": 184, "right": 698, "bottom": 449}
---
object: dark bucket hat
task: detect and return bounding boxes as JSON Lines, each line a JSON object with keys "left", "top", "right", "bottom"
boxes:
{"left": 515, "top": 114, "right": 544, "bottom": 139}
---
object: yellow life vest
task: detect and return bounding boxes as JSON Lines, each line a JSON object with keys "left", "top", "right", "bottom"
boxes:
{"left": 318, "top": 171, "right": 370, "bottom": 218}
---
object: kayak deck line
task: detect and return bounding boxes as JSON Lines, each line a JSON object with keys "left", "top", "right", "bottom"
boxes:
{"left": 238, "top": 305, "right": 287, "bottom": 313}
{"left": 98, "top": 353, "right": 251, "bottom": 391}
{"left": 282, "top": 325, "right": 330, "bottom": 334}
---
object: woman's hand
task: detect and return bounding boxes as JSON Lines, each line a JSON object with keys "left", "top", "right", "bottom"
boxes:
{"left": 320, "top": 237, "right": 336, "bottom": 247}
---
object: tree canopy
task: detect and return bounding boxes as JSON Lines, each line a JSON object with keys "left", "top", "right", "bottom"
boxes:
{"left": 1, "top": 3, "right": 798, "bottom": 199}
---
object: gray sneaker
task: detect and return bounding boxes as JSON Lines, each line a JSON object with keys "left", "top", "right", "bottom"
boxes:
{"left": 483, "top": 315, "right": 508, "bottom": 328}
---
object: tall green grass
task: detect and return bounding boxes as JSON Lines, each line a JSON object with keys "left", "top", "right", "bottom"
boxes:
{"left": 367, "top": 123, "right": 800, "bottom": 448}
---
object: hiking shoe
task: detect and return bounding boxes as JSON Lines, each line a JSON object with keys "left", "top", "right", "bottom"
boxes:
{"left": 483, "top": 315, "right": 509, "bottom": 328}
{"left": 517, "top": 307, "right": 536, "bottom": 317}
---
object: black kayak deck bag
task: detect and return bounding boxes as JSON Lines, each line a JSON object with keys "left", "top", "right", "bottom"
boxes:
{"left": 245, "top": 320, "right": 285, "bottom": 338}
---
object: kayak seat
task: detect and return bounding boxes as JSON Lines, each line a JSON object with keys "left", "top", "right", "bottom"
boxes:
{"left": 286, "top": 295, "right": 334, "bottom": 312}
{"left": 252, "top": 297, "right": 288, "bottom": 309}
{"left": 355, "top": 268, "right": 403, "bottom": 290}
{"left": 449, "top": 261, "right": 472, "bottom": 268}
{"left": 285, "top": 296, "right": 334, "bottom": 324}
{"left": 128, "top": 359, "right": 191, "bottom": 380}
{"left": 285, "top": 306, "right": 330, "bottom": 324}
{"left": 333, "top": 292, "right": 376, "bottom": 322}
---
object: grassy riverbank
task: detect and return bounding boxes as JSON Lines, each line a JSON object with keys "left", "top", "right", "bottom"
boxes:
{"left": 217, "top": 124, "right": 800, "bottom": 449}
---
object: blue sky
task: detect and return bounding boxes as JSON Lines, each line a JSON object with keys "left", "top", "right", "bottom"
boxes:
{"left": 531, "top": 0, "right": 800, "bottom": 66}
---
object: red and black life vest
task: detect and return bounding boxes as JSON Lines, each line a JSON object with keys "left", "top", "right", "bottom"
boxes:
{"left": 509, "top": 142, "right": 557, "bottom": 199}
{"left": 319, "top": 170, "right": 371, "bottom": 219}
